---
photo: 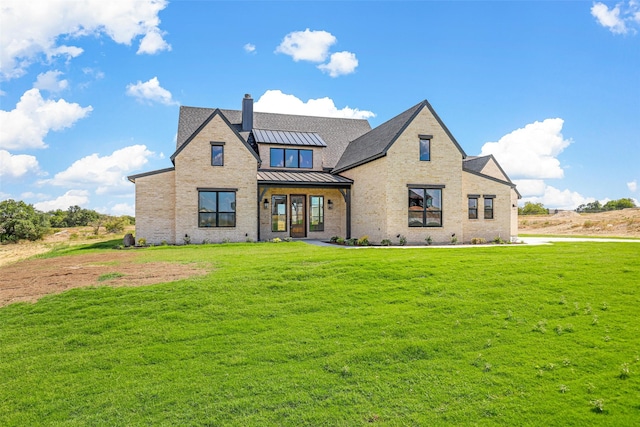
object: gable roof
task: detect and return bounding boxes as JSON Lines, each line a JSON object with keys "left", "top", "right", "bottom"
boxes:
{"left": 170, "top": 109, "right": 260, "bottom": 163}
{"left": 127, "top": 167, "right": 175, "bottom": 183}
{"left": 463, "top": 154, "right": 513, "bottom": 183}
{"left": 332, "top": 100, "right": 467, "bottom": 173}
{"left": 177, "top": 107, "right": 371, "bottom": 168}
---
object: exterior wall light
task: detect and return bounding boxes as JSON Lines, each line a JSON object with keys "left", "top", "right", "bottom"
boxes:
{"left": 327, "top": 199, "right": 333, "bottom": 210}
{"left": 263, "top": 198, "right": 269, "bottom": 209}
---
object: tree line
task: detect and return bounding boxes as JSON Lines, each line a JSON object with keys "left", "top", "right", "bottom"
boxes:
{"left": 519, "top": 198, "right": 636, "bottom": 215}
{"left": 0, "top": 199, "right": 134, "bottom": 243}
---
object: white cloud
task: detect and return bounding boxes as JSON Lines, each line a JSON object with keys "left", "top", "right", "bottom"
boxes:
{"left": 591, "top": 1, "right": 640, "bottom": 34}
{"left": 480, "top": 118, "right": 572, "bottom": 180}
{"left": 628, "top": 179, "right": 638, "bottom": 192}
{"left": 44, "top": 145, "right": 154, "bottom": 195}
{"left": 33, "top": 70, "right": 68, "bottom": 93}
{"left": 318, "top": 51, "right": 358, "bottom": 77}
{"left": 20, "top": 192, "right": 49, "bottom": 200}
{"left": 244, "top": 43, "right": 256, "bottom": 54}
{"left": 275, "top": 29, "right": 336, "bottom": 62}
{"left": 126, "top": 77, "right": 178, "bottom": 106}
{"left": 109, "top": 202, "right": 135, "bottom": 216}
{"left": 137, "top": 28, "right": 172, "bottom": 54}
{"left": 0, "top": 150, "right": 41, "bottom": 178}
{"left": 34, "top": 190, "right": 90, "bottom": 211}
{"left": 513, "top": 179, "right": 546, "bottom": 197}
{"left": 0, "top": 0, "right": 170, "bottom": 79}
{"left": 0, "top": 88, "right": 92, "bottom": 150}
{"left": 254, "top": 90, "right": 375, "bottom": 120}
{"left": 521, "top": 185, "right": 595, "bottom": 210}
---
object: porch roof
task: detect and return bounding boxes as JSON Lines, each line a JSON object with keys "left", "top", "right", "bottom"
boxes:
{"left": 257, "top": 170, "right": 352, "bottom": 188}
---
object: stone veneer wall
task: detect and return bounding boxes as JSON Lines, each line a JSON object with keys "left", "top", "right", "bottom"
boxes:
{"left": 461, "top": 171, "right": 517, "bottom": 242}
{"left": 134, "top": 170, "right": 176, "bottom": 244}
{"left": 174, "top": 114, "right": 258, "bottom": 244}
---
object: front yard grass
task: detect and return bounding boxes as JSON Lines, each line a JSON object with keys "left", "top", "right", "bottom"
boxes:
{"left": 1, "top": 242, "right": 639, "bottom": 425}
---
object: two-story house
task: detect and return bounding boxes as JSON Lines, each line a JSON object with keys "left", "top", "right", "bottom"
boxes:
{"left": 128, "top": 94, "right": 519, "bottom": 244}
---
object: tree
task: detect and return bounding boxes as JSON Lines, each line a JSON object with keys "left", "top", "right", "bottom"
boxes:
{"left": 518, "top": 202, "right": 548, "bottom": 215}
{"left": 0, "top": 199, "right": 50, "bottom": 243}
{"left": 603, "top": 198, "right": 636, "bottom": 211}
{"left": 576, "top": 201, "right": 602, "bottom": 213}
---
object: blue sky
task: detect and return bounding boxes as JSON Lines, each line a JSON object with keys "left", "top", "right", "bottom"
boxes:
{"left": 1, "top": 0, "right": 638, "bottom": 215}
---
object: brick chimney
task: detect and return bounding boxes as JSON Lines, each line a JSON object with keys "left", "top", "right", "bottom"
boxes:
{"left": 241, "top": 94, "right": 253, "bottom": 132}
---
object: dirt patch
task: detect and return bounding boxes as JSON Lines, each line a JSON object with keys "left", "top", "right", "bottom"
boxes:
{"left": 0, "top": 251, "right": 208, "bottom": 307}
{"left": 519, "top": 208, "right": 640, "bottom": 237}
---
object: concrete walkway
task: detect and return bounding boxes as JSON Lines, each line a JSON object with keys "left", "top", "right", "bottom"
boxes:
{"left": 303, "top": 237, "right": 640, "bottom": 248}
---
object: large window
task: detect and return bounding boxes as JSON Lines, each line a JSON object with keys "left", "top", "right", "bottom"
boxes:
{"left": 198, "top": 190, "right": 236, "bottom": 227}
{"left": 270, "top": 148, "right": 313, "bottom": 169}
{"left": 408, "top": 187, "right": 442, "bottom": 227}
{"left": 468, "top": 197, "right": 478, "bottom": 219}
{"left": 271, "top": 195, "right": 287, "bottom": 232}
{"left": 211, "top": 142, "right": 224, "bottom": 166}
{"left": 309, "top": 196, "right": 324, "bottom": 232}
{"left": 484, "top": 197, "right": 494, "bottom": 219}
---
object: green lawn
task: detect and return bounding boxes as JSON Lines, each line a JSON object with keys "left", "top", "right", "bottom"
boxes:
{"left": 1, "top": 242, "right": 639, "bottom": 426}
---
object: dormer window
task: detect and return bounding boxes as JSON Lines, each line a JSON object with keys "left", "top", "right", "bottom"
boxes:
{"left": 270, "top": 148, "right": 313, "bottom": 169}
{"left": 419, "top": 134, "right": 432, "bottom": 161}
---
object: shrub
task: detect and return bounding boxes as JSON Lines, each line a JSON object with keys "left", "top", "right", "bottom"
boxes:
{"left": 336, "top": 237, "right": 345, "bottom": 244}
{"left": 357, "top": 235, "right": 369, "bottom": 246}
{"left": 346, "top": 238, "right": 357, "bottom": 246}
{"left": 271, "top": 237, "right": 282, "bottom": 243}
{"left": 381, "top": 239, "right": 392, "bottom": 246}
{"left": 398, "top": 235, "right": 407, "bottom": 246}
{"left": 493, "top": 236, "right": 506, "bottom": 244}
{"left": 161, "top": 240, "right": 169, "bottom": 246}
{"left": 471, "top": 237, "right": 487, "bottom": 245}
{"left": 183, "top": 234, "right": 191, "bottom": 245}
{"left": 329, "top": 236, "right": 340, "bottom": 243}
{"left": 222, "top": 237, "right": 231, "bottom": 244}
{"left": 425, "top": 235, "right": 433, "bottom": 245}
{"left": 450, "top": 235, "right": 458, "bottom": 245}
{"left": 282, "top": 237, "right": 292, "bottom": 242}
{"left": 137, "top": 238, "right": 147, "bottom": 246}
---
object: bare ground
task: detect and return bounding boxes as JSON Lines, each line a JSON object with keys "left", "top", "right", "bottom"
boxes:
{"left": 0, "top": 251, "right": 207, "bottom": 307}
{"left": 519, "top": 207, "right": 640, "bottom": 237}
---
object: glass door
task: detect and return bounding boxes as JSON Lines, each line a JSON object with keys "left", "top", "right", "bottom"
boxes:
{"left": 290, "top": 195, "right": 306, "bottom": 238}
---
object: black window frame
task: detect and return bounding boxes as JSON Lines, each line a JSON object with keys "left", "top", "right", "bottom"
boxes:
{"left": 419, "top": 134, "right": 432, "bottom": 162}
{"left": 271, "top": 195, "right": 287, "bottom": 232}
{"left": 210, "top": 142, "right": 225, "bottom": 166}
{"left": 408, "top": 186, "right": 443, "bottom": 228}
{"left": 198, "top": 189, "right": 236, "bottom": 228}
{"left": 484, "top": 196, "right": 494, "bottom": 220}
{"left": 309, "top": 195, "right": 324, "bottom": 232}
{"left": 270, "top": 147, "right": 313, "bottom": 169}
{"left": 468, "top": 196, "right": 479, "bottom": 219}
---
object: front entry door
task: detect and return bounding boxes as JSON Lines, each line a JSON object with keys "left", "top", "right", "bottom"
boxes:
{"left": 290, "top": 195, "right": 306, "bottom": 238}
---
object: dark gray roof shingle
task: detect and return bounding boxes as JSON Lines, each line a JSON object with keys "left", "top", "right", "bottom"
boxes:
{"left": 462, "top": 156, "right": 492, "bottom": 173}
{"left": 176, "top": 107, "right": 371, "bottom": 168}
{"left": 332, "top": 100, "right": 467, "bottom": 173}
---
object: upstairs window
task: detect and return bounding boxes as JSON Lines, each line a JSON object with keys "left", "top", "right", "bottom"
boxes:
{"left": 484, "top": 196, "right": 494, "bottom": 219}
{"left": 419, "top": 135, "right": 432, "bottom": 161}
{"left": 270, "top": 148, "right": 313, "bottom": 169}
{"left": 468, "top": 197, "right": 478, "bottom": 219}
{"left": 408, "top": 187, "right": 443, "bottom": 227}
{"left": 211, "top": 142, "right": 224, "bottom": 166}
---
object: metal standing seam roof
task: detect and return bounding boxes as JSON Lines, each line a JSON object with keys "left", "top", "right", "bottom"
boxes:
{"left": 257, "top": 170, "right": 353, "bottom": 185}
{"left": 253, "top": 129, "right": 327, "bottom": 147}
